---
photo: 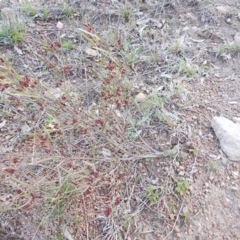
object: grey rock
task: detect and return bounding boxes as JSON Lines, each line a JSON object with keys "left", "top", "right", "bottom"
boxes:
{"left": 234, "top": 33, "right": 240, "bottom": 45}
{"left": 211, "top": 117, "right": 240, "bottom": 161}
{"left": 216, "top": 6, "right": 233, "bottom": 14}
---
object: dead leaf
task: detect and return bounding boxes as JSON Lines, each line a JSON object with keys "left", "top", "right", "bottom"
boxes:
{"left": 85, "top": 48, "right": 98, "bottom": 56}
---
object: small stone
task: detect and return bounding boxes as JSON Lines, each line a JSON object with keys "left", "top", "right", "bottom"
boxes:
{"left": 141, "top": 87, "right": 147, "bottom": 92}
{"left": 191, "top": 26, "right": 199, "bottom": 32}
{"left": 231, "top": 186, "right": 238, "bottom": 191}
{"left": 175, "top": 226, "right": 180, "bottom": 233}
{"left": 211, "top": 117, "right": 240, "bottom": 161}
{"left": 186, "top": 12, "right": 197, "bottom": 21}
{"left": 179, "top": 171, "right": 185, "bottom": 176}
{"left": 182, "top": 206, "right": 188, "bottom": 213}
{"left": 56, "top": 21, "right": 63, "bottom": 29}
{"left": 209, "top": 173, "right": 214, "bottom": 181}
{"left": 176, "top": 233, "right": 182, "bottom": 238}
{"left": 234, "top": 33, "right": 240, "bottom": 45}
{"left": 85, "top": 48, "right": 98, "bottom": 56}
{"left": 232, "top": 171, "right": 239, "bottom": 179}
{"left": 216, "top": 6, "right": 232, "bottom": 14}
{"left": 135, "top": 92, "right": 147, "bottom": 103}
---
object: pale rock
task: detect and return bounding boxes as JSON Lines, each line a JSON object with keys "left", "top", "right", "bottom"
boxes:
{"left": 56, "top": 21, "right": 63, "bottom": 29}
{"left": 178, "top": 171, "right": 185, "bottom": 176}
{"left": 85, "top": 48, "right": 98, "bottom": 56}
{"left": 216, "top": 6, "right": 232, "bottom": 14}
{"left": 46, "top": 87, "right": 64, "bottom": 99}
{"left": 232, "top": 171, "right": 239, "bottom": 179}
{"left": 191, "top": 26, "right": 199, "bottom": 32}
{"left": 186, "top": 12, "right": 197, "bottom": 21}
{"left": 182, "top": 206, "right": 188, "bottom": 213}
{"left": 234, "top": 33, "right": 240, "bottom": 45}
{"left": 135, "top": 92, "right": 147, "bottom": 103}
{"left": 211, "top": 117, "right": 240, "bottom": 161}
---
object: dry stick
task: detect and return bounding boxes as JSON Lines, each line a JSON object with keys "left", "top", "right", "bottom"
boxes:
{"left": 82, "top": 196, "right": 89, "bottom": 240}
{"left": 204, "top": 97, "right": 240, "bottom": 103}
{"left": 163, "top": 198, "right": 184, "bottom": 240}
{"left": 12, "top": 146, "right": 179, "bottom": 166}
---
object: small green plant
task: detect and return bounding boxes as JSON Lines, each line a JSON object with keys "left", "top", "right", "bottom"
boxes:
{"left": 21, "top": 1, "right": 37, "bottom": 16}
{"left": 127, "top": 115, "right": 149, "bottom": 139}
{"left": 145, "top": 185, "right": 159, "bottom": 204}
{"left": 180, "top": 212, "right": 189, "bottom": 224}
{"left": 63, "top": 6, "right": 74, "bottom": 17}
{"left": 144, "top": 91, "right": 166, "bottom": 109}
{"left": 169, "top": 36, "right": 185, "bottom": 54}
{"left": 175, "top": 179, "right": 189, "bottom": 196}
{"left": 62, "top": 39, "right": 74, "bottom": 51}
{"left": 217, "top": 41, "right": 240, "bottom": 56}
{"left": 145, "top": 157, "right": 154, "bottom": 162}
{"left": 121, "top": 8, "right": 131, "bottom": 22}
{"left": 42, "top": 8, "right": 49, "bottom": 20}
{"left": 175, "top": 59, "right": 196, "bottom": 77}
{"left": 0, "top": 23, "right": 24, "bottom": 45}
{"left": 189, "top": 146, "right": 199, "bottom": 156}
{"left": 208, "top": 160, "right": 219, "bottom": 172}
{"left": 120, "top": 38, "right": 139, "bottom": 66}
{"left": 48, "top": 179, "right": 76, "bottom": 218}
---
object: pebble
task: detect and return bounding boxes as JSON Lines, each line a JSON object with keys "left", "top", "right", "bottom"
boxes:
{"left": 182, "top": 206, "right": 188, "bottom": 213}
{"left": 234, "top": 33, "right": 240, "bottom": 45}
{"left": 135, "top": 92, "right": 147, "bottom": 103}
{"left": 179, "top": 171, "right": 185, "bottom": 176}
{"left": 175, "top": 226, "right": 180, "bottom": 233}
{"left": 177, "top": 233, "right": 182, "bottom": 238}
{"left": 232, "top": 171, "right": 239, "bottom": 179}
{"left": 216, "top": 6, "right": 232, "bottom": 14}
{"left": 209, "top": 173, "right": 214, "bottom": 181}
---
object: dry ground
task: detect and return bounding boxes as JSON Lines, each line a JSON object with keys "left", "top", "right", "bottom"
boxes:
{"left": 0, "top": 0, "right": 240, "bottom": 239}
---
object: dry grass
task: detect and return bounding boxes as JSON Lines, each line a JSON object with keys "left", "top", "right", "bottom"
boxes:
{"left": 0, "top": 0, "right": 200, "bottom": 239}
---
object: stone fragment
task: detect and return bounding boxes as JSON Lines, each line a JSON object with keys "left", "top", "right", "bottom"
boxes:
{"left": 135, "top": 92, "right": 147, "bottom": 103}
{"left": 234, "top": 33, "right": 240, "bottom": 45}
{"left": 216, "top": 6, "right": 232, "bottom": 14}
{"left": 211, "top": 117, "right": 240, "bottom": 161}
